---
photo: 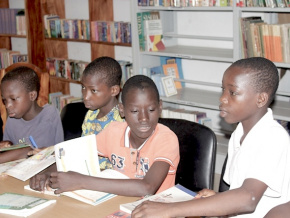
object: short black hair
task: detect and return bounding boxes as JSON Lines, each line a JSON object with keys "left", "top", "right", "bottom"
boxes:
{"left": 121, "top": 75, "right": 160, "bottom": 105}
{"left": 1, "top": 66, "right": 40, "bottom": 95}
{"left": 82, "top": 56, "right": 122, "bottom": 87}
{"left": 231, "top": 57, "right": 279, "bottom": 105}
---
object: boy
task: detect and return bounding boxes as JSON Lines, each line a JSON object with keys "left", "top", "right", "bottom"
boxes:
{"left": 80, "top": 56, "right": 124, "bottom": 169}
{"left": 32, "top": 75, "right": 180, "bottom": 196}
{"left": 0, "top": 66, "right": 64, "bottom": 163}
{"left": 132, "top": 57, "right": 290, "bottom": 217}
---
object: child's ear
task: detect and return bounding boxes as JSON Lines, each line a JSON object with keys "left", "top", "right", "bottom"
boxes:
{"left": 29, "top": 91, "right": 38, "bottom": 101}
{"left": 111, "top": 85, "right": 120, "bottom": 97}
{"left": 257, "top": 92, "right": 268, "bottom": 108}
{"left": 119, "top": 103, "right": 125, "bottom": 118}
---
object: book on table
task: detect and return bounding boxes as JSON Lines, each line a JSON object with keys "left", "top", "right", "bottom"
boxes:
{"left": 120, "top": 184, "right": 197, "bottom": 214}
{"left": 0, "top": 193, "right": 56, "bottom": 217}
{"left": 0, "top": 146, "right": 55, "bottom": 181}
{"left": 51, "top": 134, "right": 129, "bottom": 206}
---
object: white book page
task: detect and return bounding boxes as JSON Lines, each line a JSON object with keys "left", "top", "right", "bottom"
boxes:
{"left": 4, "top": 147, "right": 55, "bottom": 181}
{"left": 55, "top": 134, "right": 100, "bottom": 176}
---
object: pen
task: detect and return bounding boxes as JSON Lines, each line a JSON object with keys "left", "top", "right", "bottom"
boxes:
{"left": 29, "top": 136, "right": 38, "bottom": 149}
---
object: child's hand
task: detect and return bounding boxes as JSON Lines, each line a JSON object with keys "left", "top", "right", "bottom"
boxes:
{"left": 27, "top": 148, "right": 45, "bottom": 156}
{"left": 195, "top": 188, "right": 216, "bottom": 199}
{"left": 29, "top": 172, "right": 51, "bottom": 192}
{"left": 0, "top": 141, "right": 13, "bottom": 149}
{"left": 132, "top": 200, "right": 171, "bottom": 218}
{"left": 49, "top": 171, "right": 83, "bottom": 194}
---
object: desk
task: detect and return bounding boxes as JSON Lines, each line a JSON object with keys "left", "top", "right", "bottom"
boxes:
{"left": 0, "top": 176, "right": 138, "bottom": 218}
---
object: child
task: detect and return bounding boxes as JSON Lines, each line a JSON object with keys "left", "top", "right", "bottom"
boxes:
{"left": 29, "top": 56, "right": 123, "bottom": 185}
{"left": 31, "top": 75, "right": 180, "bottom": 196}
{"left": 132, "top": 57, "right": 290, "bottom": 217}
{"left": 80, "top": 56, "right": 124, "bottom": 169}
{"left": 0, "top": 66, "right": 64, "bottom": 163}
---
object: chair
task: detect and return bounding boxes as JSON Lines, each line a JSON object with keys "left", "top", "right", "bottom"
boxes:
{"left": 60, "top": 102, "right": 88, "bottom": 141}
{"left": 60, "top": 103, "right": 217, "bottom": 191}
{"left": 159, "top": 118, "right": 217, "bottom": 191}
{"left": 0, "top": 63, "right": 50, "bottom": 130}
{"left": 219, "top": 154, "right": 230, "bottom": 192}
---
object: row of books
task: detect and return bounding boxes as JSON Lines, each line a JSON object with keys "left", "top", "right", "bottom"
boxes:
{"left": 46, "top": 57, "right": 89, "bottom": 81}
{"left": 118, "top": 61, "right": 134, "bottom": 87}
{"left": 139, "top": 0, "right": 290, "bottom": 7}
{"left": 44, "top": 15, "right": 90, "bottom": 40}
{"left": 138, "top": 0, "right": 233, "bottom": 7}
{"left": 238, "top": 0, "right": 290, "bottom": 7}
{"left": 137, "top": 11, "right": 165, "bottom": 52}
{"left": 240, "top": 16, "right": 290, "bottom": 63}
{"left": 161, "top": 107, "right": 213, "bottom": 128}
{"left": 0, "top": 8, "right": 26, "bottom": 35}
{"left": 49, "top": 92, "right": 83, "bottom": 112}
{"left": 0, "top": 49, "right": 28, "bottom": 69}
{"left": 91, "top": 21, "right": 132, "bottom": 44}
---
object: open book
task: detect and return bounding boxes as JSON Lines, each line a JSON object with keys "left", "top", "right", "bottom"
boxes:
{"left": 120, "top": 184, "right": 196, "bottom": 214}
{"left": 53, "top": 135, "right": 129, "bottom": 206}
{"left": 0, "top": 146, "right": 55, "bottom": 181}
{"left": 0, "top": 193, "right": 56, "bottom": 217}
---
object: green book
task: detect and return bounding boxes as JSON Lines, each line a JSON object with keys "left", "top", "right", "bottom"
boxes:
{"left": 0, "top": 193, "right": 56, "bottom": 217}
{"left": 137, "top": 11, "right": 160, "bottom": 52}
{"left": 0, "top": 143, "right": 30, "bottom": 152}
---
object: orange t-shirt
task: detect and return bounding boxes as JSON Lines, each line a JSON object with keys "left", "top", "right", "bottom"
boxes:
{"left": 97, "top": 121, "right": 180, "bottom": 193}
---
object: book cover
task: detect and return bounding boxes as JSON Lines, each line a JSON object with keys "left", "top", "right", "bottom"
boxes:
{"left": 0, "top": 193, "right": 56, "bottom": 217}
{"left": 162, "top": 63, "right": 182, "bottom": 89}
{"left": 144, "top": 19, "right": 165, "bottom": 52}
{"left": 1, "top": 146, "right": 55, "bottom": 181}
{"left": 120, "top": 184, "right": 196, "bottom": 214}
{"left": 106, "top": 210, "right": 131, "bottom": 218}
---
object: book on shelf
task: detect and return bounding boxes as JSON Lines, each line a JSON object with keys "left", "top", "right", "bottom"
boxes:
{"left": 281, "top": 23, "right": 290, "bottom": 63}
{"left": 160, "top": 56, "right": 184, "bottom": 87}
{"left": 161, "top": 76, "right": 178, "bottom": 97}
{"left": 0, "top": 146, "right": 55, "bottom": 181}
{"left": 162, "top": 63, "right": 182, "bottom": 89}
{"left": 0, "top": 193, "right": 56, "bottom": 217}
{"left": 144, "top": 19, "right": 165, "bottom": 52}
{"left": 53, "top": 135, "right": 129, "bottom": 206}
{"left": 136, "top": 11, "right": 160, "bottom": 52}
{"left": 119, "top": 184, "right": 196, "bottom": 214}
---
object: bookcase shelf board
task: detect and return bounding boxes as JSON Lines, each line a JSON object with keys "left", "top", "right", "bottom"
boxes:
{"left": 138, "top": 6, "right": 234, "bottom": 11}
{"left": 161, "top": 87, "right": 290, "bottom": 122}
{"left": 142, "top": 45, "right": 234, "bottom": 62}
{"left": 0, "top": 34, "right": 26, "bottom": 38}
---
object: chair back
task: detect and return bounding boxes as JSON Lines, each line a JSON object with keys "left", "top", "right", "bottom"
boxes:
{"left": 0, "top": 63, "right": 49, "bottom": 131}
{"left": 159, "top": 118, "right": 217, "bottom": 191}
{"left": 219, "top": 154, "right": 230, "bottom": 192}
{"left": 60, "top": 102, "right": 88, "bottom": 141}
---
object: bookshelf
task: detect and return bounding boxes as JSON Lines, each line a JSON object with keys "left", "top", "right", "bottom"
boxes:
{"left": 1, "top": 0, "right": 132, "bottom": 95}
{"left": 130, "top": 3, "right": 290, "bottom": 173}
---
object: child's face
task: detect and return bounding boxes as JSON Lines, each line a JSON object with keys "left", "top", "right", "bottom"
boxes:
{"left": 81, "top": 74, "right": 117, "bottom": 111}
{"left": 219, "top": 66, "right": 260, "bottom": 124}
{"left": 119, "top": 87, "right": 162, "bottom": 148}
{"left": 1, "top": 80, "right": 34, "bottom": 119}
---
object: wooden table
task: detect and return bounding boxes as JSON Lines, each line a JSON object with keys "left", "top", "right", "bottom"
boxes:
{"left": 0, "top": 176, "right": 138, "bottom": 218}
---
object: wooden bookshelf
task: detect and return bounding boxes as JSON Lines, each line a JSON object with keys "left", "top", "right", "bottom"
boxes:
{"left": 1, "top": 0, "right": 129, "bottom": 95}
